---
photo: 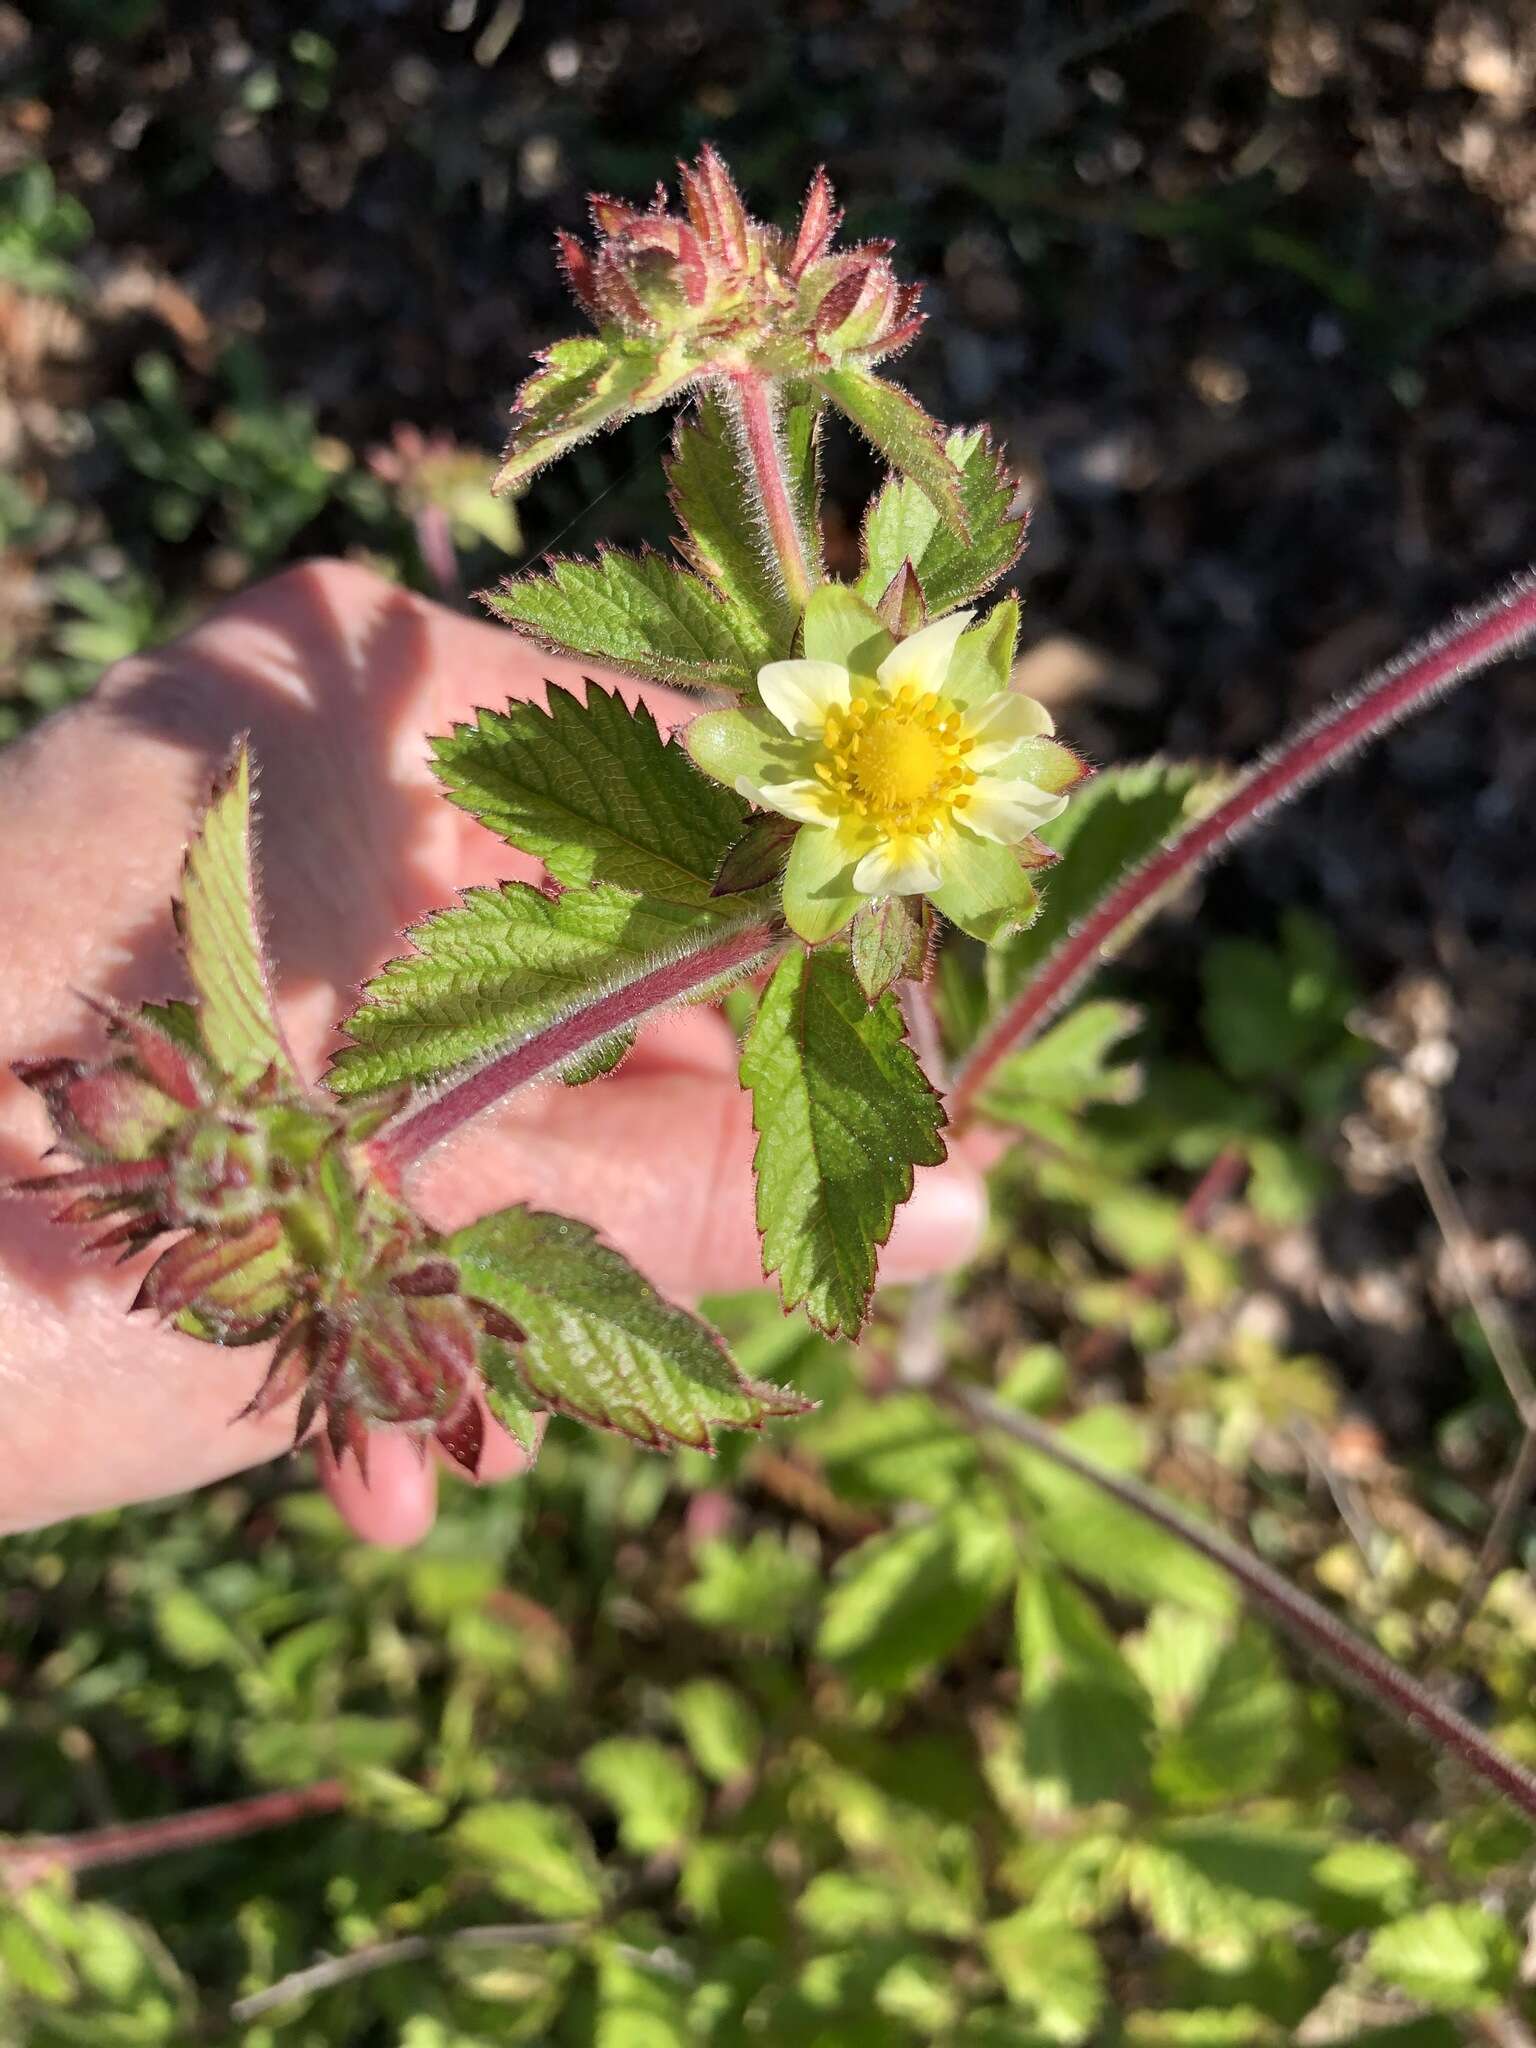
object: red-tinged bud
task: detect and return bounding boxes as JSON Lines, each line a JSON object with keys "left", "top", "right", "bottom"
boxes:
{"left": 17, "top": 1155, "right": 169, "bottom": 1213}
{"left": 475, "top": 1300, "right": 529, "bottom": 1346}
{"left": 815, "top": 257, "right": 898, "bottom": 354}
{"left": 555, "top": 229, "right": 600, "bottom": 317}
{"left": 236, "top": 1316, "right": 311, "bottom": 1420}
{"left": 133, "top": 1211, "right": 286, "bottom": 1321}
{"left": 786, "top": 166, "right": 841, "bottom": 282}
{"left": 111, "top": 1014, "right": 207, "bottom": 1110}
{"left": 403, "top": 1293, "right": 479, "bottom": 1387}
{"left": 592, "top": 243, "right": 661, "bottom": 332}
{"left": 13, "top": 1058, "right": 186, "bottom": 1164}
{"left": 390, "top": 1258, "right": 460, "bottom": 1297}
{"left": 18, "top": 989, "right": 541, "bottom": 1484}
{"left": 590, "top": 192, "right": 637, "bottom": 237}
{"left": 532, "top": 148, "right": 925, "bottom": 388}
{"left": 435, "top": 1393, "right": 484, "bottom": 1476}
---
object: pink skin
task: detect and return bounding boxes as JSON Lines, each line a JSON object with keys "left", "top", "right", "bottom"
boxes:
{"left": 0, "top": 560, "right": 990, "bottom": 1546}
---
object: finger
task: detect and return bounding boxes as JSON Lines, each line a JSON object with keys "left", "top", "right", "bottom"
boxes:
{"left": 411, "top": 1065, "right": 988, "bottom": 1303}
{"left": 318, "top": 1430, "right": 438, "bottom": 1546}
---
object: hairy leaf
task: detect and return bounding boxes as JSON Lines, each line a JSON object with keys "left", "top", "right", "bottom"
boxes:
{"left": 177, "top": 742, "right": 296, "bottom": 1087}
{"left": 989, "top": 760, "right": 1232, "bottom": 1010}
{"left": 494, "top": 335, "right": 688, "bottom": 494}
{"left": 433, "top": 683, "right": 748, "bottom": 903}
{"left": 485, "top": 547, "right": 766, "bottom": 693}
{"left": 983, "top": 1911, "right": 1105, "bottom": 2044}
{"left": 850, "top": 895, "right": 929, "bottom": 1003}
{"left": 451, "top": 1800, "right": 604, "bottom": 1918}
{"left": 741, "top": 944, "right": 947, "bottom": 1337}
{"left": 1017, "top": 1570, "right": 1155, "bottom": 1809}
{"left": 669, "top": 393, "right": 796, "bottom": 653}
{"left": 782, "top": 385, "right": 827, "bottom": 580}
{"left": 858, "top": 428, "right": 1024, "bottom": 615}
{"left": 979, "top": 1001, "right": 1144, "bottom": 1119}
{"left": 816, "top": 364, "right": 969, "bottom": 539}
{"left": 448, "top": 1206, "right": 810, "bottom": 1450}
{"left": 328, "top": 883, "right": 735, "bottom": 1096}
{"left": 816, "top": 1502, "right": 1013, "bottom": 1696}
{"left": 1365, "top": 1904, "right": 1518, "bottom": 2012}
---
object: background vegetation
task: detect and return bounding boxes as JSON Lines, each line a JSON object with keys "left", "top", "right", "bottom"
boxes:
{"left": 2, "top": 1, "right": 1534, "bottom": 2039}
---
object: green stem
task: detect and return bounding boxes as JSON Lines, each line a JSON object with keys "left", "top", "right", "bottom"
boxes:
{"left": 730, "top": 372, "right": 814, "bottom": 612}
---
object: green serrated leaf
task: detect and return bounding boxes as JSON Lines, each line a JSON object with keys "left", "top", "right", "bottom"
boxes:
{"left": 1017, "top": 1569, "right": 1154, "bottom": 1809}
{"left": 451, "top": 1799, "right": 604, "bottom": 1918}
{"left": 448, "top": 1206, "right": 810, "bottom": 1450}
{"left": 328, "top": 883, "right": 737, "bottom": 1096}
{"left": 669, "top": 393, "right": 796, "bottom": 653}
{"left": 178, "top": 741, "right": 296, "bottom": 1087}
{"left": 858, "top": 427, "right": 1024, "bottom": 614}
{"left": 1365, "top": 1904, "right": 1518, "bottom": 2012}
{"left": 495, "top": 336, "right": 687, "bottom": 493}
{"left": 580, "top": 1737, "right": 702, "bottom": 1855}
{"left": 983, "top": 1910, "right": 1104, "bottom": 2045}
{"left": 980, "top": 1001, "right": 1144, "bottom": 1118}
{"left": 434, "top": 683, "right": 748, "bottom": 902}
{"left": 988, "top": 760, "right": 1232, "bottom": 1012}
{"left": 817, "top": 1502, "right": 1013, "bottom": 1696}
{"left": 1124, "top": 1822, "right": 1327, "bottom": 1970}
{"left": 670, "top": 1679, "right": 761, "bottom": 1785}
{"left": 741, "top": 944, "right": 947, "bottom": 1337}
{"left": 817, "top": 364, "right": 970, "bottom": 539}
{"left": 1151, "top": 1624, "right": 1297, "bottom": 1807}
{"left": 486, "top": 547, "right": 766, "bottom": 693}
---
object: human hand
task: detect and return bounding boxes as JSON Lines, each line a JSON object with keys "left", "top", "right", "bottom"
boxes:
{"left": 0, "top": 560, "right": 989, "bottom": 1544}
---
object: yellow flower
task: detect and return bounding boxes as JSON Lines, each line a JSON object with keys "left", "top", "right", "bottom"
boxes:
{"left": 687, "top": 586, "right": 1086, "bottom": 944}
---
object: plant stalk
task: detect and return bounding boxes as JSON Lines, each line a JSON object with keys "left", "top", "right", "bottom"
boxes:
{"left": 369, "top": 916, "right": 781, "bottom": 1183}
{"left": 730, "top": 372, "right": 814, "bottom": 612}
{"left": 0, "top": 1780, "right": 346, "bottom": 1894}
{"left": 950, "top": 573, "right": 1536, "bottom": 1127}
{"left": 946, "top": 1384, "right": 1536, "bottom": 1825}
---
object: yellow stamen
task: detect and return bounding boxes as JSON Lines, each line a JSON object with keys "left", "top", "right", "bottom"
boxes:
{"left": 816, "top": 678, "right": 975, "bottom": 839}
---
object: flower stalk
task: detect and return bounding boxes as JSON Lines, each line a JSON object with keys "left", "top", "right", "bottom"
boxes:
{"left": 949, "top": 573, "right": 1536, "bottom": 1129}
{"left": 367, "top": 916, "right": 782, "bottom": 1185}
{"left": 730, "top": 372, "right": 815, "bottom": 612}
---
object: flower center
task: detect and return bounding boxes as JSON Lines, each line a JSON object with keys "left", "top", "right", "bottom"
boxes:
{"left": 816, "top": 684, "right": 976, "bottom": 836}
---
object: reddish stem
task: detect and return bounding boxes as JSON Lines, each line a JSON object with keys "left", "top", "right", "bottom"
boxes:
{"left": 949, "top": 1386, "right": 1536, "bottom": 1825}
{"left": 730, "top": 372, "right": 813, "bottom": 611}
{"left": 369, "top": 917, "right": 780, "bottom": 1182}
{"left": 1, "top": 1780, "right": 345, "bottom": 1893}
{"left": 950, "top": 574, "right": 1536, "bottom": 1128}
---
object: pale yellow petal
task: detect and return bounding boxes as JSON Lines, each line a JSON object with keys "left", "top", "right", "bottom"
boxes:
{"left": 740, "top": 775, "right": 843, "bottom": 826}
{"left": 756, "top": 659, "right": 853, "bottom": 737}
{"left": 851, "top": 833, "right": 945, "bottom": 896}
{"left": 961, "top": 689, "right": 1055, "bottom": 765}
{"left": 954, "top": 777, "right": 1068, "bottom": 845}
{"left": 875, "top": 608, "right": 975, "bottom": 696}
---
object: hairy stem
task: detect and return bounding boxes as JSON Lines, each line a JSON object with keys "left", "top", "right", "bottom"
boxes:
{"left": 950, "top": 573, "right": 1536, "bottom": 1127}
{"left": 0, "top": 1780, "right": 345, "bottom": 1894}
{"left": 369, "top": 917, "right": 781, "bottom": 1183}
{"left": 730, "top": 372, "right": 814, "bottom": 611}
{"left": 946, "top": 1385, "right": 1536, "bottom": 1825}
